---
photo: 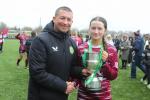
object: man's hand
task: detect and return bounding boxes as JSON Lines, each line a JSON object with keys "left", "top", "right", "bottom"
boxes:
{"left": 65, "top": 82, "right": 75, "bottom": 94}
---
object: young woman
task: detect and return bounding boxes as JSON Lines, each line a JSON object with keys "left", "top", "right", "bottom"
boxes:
{"left": 77, "top": 16, "right": 118, "bottom": 100}
{"left": 15, "top": 32, "right": 29, "bottom": 67}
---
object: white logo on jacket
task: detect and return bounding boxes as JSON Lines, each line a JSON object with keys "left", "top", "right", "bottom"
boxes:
{"left": 52, "top": 46, "right": 58, "bottom": 52}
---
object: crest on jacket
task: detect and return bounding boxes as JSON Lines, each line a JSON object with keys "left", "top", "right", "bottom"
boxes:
{"left": 69, "top": 46, "right": 74, "bottom": 54}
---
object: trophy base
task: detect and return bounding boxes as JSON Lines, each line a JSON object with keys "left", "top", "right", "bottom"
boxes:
{"left": 84, "top": 77, "right": 101, "bottom": 91}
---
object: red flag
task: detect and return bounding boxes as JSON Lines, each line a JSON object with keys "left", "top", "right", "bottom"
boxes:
{"left": 1, "top": 28, "right": 8, "bottom": 38}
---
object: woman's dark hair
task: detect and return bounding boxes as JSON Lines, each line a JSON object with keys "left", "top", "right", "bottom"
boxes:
{"left": 90, "top": 16, "right": 107, "bottom": 29}
{"left": 89, "top": 16, "right": 107, "bottom": 51}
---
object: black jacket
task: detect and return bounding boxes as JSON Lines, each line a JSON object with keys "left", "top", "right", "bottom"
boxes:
{"left": 142, "top": 45, "right": 150, "bottom": 66}
{"left": 25, "top": 37, "right": 34, "bottom": 54}
{"left": 28, "top": 21, "right": 82, "bottom": 100}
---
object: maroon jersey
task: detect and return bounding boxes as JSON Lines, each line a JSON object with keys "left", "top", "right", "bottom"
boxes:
{"left": 71, "top": 36, "right": 83, "bottom": 46}
{"left": 77, "top": 42, "right": 118, "bottom": 100}
{"left": 16, "top": 33, "right": 29, "bottom": 53}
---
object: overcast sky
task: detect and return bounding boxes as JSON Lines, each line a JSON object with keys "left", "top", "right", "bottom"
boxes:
{"left": 0, "top": 0, "right": 150, "bottom": 33}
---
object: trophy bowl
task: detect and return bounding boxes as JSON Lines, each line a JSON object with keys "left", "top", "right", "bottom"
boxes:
{"left": 86, "top": 52, "right": 99, "bottom": 72}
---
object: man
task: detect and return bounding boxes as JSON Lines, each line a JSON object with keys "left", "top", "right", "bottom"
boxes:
{"left": 131, "top": 30, "right": 145, "bottom": 78}
{"left": 28, "top": 6, "right": 90, "bottom": 100}
{"left": 25, "top": 31, "right": 37, "bottom": 68}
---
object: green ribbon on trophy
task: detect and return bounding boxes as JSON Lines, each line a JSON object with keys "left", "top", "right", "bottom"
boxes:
{"left": 82, "top": 41, "right": 103, "bottom": 85}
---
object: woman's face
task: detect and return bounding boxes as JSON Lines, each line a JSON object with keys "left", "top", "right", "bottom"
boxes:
{"left": 123, "top": 36, "right": 127, "bottom": 41}
{"left": 89, "top": 20, "right": 106, "bottom": 40}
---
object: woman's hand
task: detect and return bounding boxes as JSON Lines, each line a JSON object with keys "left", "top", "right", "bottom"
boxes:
{"left": 82, "top": 68, "right": 92, "bottom": 77}
{"left": 102, "top": 50, "right": 108, "bottom": 62}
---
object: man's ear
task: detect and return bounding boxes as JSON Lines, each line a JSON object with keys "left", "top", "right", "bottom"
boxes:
{"left": 53, "top": 16, "right": 56, "bottom": 22}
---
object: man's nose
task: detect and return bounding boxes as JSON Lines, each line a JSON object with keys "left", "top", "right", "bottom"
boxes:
{"left": 63, "top": 19, "right": 69, "bottom": 25}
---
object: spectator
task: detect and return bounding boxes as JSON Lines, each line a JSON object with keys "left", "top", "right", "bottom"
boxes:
{"left": 105, "top": 34, "right": 114, "bottom": 46}
{"left": 131, "top": 30, "right": 145, "bottom": 79}
{"left": 70, "top": 31, "right": 83, "bottom": 46}
{"left": 113, "top": 36, "right": 120, "bottom": 53}
{"left": 120, "top": 35, "right": 130, "bottom": 69}
{"left": 0, "top": 32, "right": 4, "bottom": 53}
{"left": 25, "top": 31, "right": 37, "bottom": 68}
{"left": 128, "top": 36, "right": 134, "bottom": 65}
{"left": 141, "top": 41, "right": 150, "bottom": 89}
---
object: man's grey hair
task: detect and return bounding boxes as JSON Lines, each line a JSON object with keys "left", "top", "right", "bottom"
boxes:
{"left": 55, "top": 6, "right": 72, "bottom": 16}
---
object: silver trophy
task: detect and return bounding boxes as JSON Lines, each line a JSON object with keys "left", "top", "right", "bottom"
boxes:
{"left": 84, "top": 52, "right": 101, "bottom": 91}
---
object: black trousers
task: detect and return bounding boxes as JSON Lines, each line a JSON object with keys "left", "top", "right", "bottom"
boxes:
{"left": 143, "top": 65, "right": 150, "bottom": 84}
{"left": 122, "top": 60, "right": 127, "bottom": 69}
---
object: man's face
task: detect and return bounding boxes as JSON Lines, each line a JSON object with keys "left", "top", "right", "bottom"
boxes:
{"left": 53, "top": 10, "right": 73, "bottom": 33}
